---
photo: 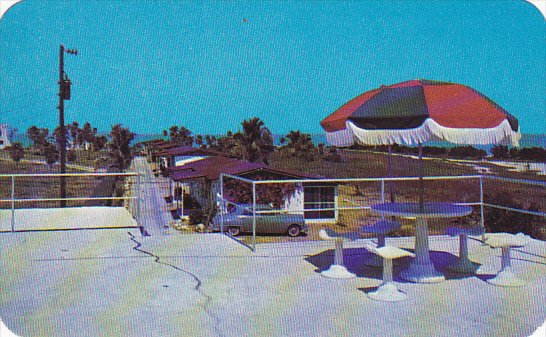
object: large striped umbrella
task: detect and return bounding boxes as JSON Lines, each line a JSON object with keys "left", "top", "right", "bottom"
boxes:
{"left": 320, "top": 79, "right": 520, "bottom": 148}
{"left": 320, "top": 79, "right": 521, "bottom": 208}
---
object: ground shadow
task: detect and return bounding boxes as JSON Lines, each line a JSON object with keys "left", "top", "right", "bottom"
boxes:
{"left": 428, "top": 250, "right": 481, "bottom": 280}
{"left": 358, "top": 286, "right": 380, "bottom": 294}
{"left": 305, "top": 247, "right": 414, "bottom": 282}
{"left": 305, "top": 247, "right": 481, "bottom": 282}
{"left": 475, "top": 273, "right": 496, "bottom": 282}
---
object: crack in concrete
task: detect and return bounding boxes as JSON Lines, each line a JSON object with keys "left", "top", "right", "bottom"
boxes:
{"left": 127, "top": 232, "right": 224, "bottom": 337}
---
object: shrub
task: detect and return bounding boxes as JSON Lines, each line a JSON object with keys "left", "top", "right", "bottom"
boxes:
{"left": 189, "top": 209, "right": 204, "bottom": 226}
{"left": 484, "top": 192, "right": 545, "bottom": 240}
{"left": 448, "top": 146, "right": 486, "bottom": 159}
{"left": 491, "top": 145, "right": 509, "bottom": 159}
{"left": 516, "top": 147, "right": 546, "bottom": 162}
{"left": 66, "top": 150, "right": 77, "bottom": 162}
{"left": 323, "top": 147, "right": 342, "bottom": 162}
{"left": 7, "top": 142, "right": 24, "bottom": 162}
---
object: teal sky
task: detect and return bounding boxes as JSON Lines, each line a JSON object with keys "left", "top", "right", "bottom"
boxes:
{"left": 1, "top": 1, "right": 544, "bottom": 136}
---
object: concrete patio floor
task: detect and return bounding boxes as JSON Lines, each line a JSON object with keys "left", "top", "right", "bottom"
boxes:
{"left": 0, "top": 229, "right": 544, "bottom": 337}
{"left": 0, "top": 206, "right": 138, "bottom": 232}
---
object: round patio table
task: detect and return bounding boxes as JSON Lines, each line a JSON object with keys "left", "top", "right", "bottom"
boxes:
{"left": 370, "top": 202, "right": 473, "bottom": 283}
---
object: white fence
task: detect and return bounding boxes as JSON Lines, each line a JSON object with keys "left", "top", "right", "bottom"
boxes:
{"left": 0, "top": 172, "right": 140, "bottom": 232}
{"left": 219, "top": 173, "right": 546, "bottom": 252}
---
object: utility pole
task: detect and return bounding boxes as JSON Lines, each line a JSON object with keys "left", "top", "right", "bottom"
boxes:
{"left": 58, "top": 44, "right": 77, "bottom": 207}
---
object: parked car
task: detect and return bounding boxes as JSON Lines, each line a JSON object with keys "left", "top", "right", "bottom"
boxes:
{"left": 210, "top": 204, "right": 307, "bottom": 237}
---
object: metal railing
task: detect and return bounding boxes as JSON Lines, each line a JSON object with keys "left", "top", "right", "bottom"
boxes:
{"left": 0, "top": 172, "right": 140, "bottom": 232}
{"left": 219, "top": 173, "right": 546, "bottom": 252}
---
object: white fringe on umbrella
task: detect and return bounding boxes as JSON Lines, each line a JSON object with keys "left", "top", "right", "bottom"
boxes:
{"left": 325, "top": 127, "right": 355, "bottom": 147}
{"left": 331, "top": 119, "right": 521, "bottom": 147}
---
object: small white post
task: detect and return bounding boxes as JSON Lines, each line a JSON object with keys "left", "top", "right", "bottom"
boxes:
{"left": 479, "top": 175, "right": 485, "bottom": 244}
{"left": 182, "top": 182, "right": 186, "bottom": 217}
{"left": 220, "top": 174, "right": 224, "bottom": 234}
{"left": 488, "top": 246, "right": 525, "bottom": 287}
{"left": 500, "top": 246, "right": 511, "bottom": 271}
{"left": 460, "top": 234, "right": 468, "bottom": 260}
{"left": 136, "top": 173, "right": 141, "bottom": 224}
{"left": 252, "top": 181, "right": 256, "bottom": 252}
{"left": 380, "top": 179, "right": 386, "bottom": 222}
{"left": 334, "top": 238, "right": 344, "bottom": 266}
{"left": 380, "top": 179, "right": 385, "bottom": 203}
{"left": 11, "top": 175, "right": 15, "bottom": 232}
{"left": 319, "top": 230, "right": 356, "bottom": 279}
{"left": 383, "top": 258, "right": 393, "bottom": 283}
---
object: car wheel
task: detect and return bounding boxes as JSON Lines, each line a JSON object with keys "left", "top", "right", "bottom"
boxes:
{"left": 227, "top": 226, "right": 240, "bottom": 236}
{"left": 287, "top": 225, "right": 301, "bottom": 237}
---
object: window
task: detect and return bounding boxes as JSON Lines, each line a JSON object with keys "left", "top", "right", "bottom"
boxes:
{"left": 303, "top": 186, "right": 335, "bottom": 219}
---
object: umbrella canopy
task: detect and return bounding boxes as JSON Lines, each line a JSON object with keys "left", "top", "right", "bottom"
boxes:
{"left": 320, "top": 79, "right": 520, "bottom": 147}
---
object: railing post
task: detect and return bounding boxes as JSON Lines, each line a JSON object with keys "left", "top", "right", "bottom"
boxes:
{"left": 479, "top": 175, "right": 485, "bottom": 243}
{"left": 136, "top": 173, "right": 141, "bottom": 225}
{"left": 220, "top": 174, "right": 224, "bottom": 235}
{"left": 11, "top": 175, "right": 15, "bottom": 232}
{"left": 252, "top": 181, "right": 256, "bottom": 252}
{"left": 380, "top": 179, "right": 385, "bottom": 203}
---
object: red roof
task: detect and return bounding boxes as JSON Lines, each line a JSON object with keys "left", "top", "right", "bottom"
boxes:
{"left": 155, "top": 146, "right": 224, "bottom": 157}
{"left": 169, "top": 156, "right": 315, "bottom": 182}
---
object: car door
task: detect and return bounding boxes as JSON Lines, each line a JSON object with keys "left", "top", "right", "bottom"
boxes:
{"left": 241, "top": 206, "right": 273, "bottom": 234}
{"left": 238, "top": 207, "right": 254, "bottom": 233}
{"left": 257, "top": 207, "right": 282, "bottom": 234}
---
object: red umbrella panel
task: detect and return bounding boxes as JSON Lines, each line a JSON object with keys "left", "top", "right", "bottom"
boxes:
{"left": 320, "top": 79, "right": 520, "bottom": 147}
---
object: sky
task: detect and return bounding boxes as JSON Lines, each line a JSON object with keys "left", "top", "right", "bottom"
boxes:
{"left": 0, "top": 0, "right": 544, "bottom": 136}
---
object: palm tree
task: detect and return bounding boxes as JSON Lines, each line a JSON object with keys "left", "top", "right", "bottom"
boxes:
{"left": 205, "top": 134, "right": 217, "bottom": 149}
{"left": 168, "top": 125, "right": 193, "bottom": 146}
{"left": 282, "top": 130, "right": 315, "bottom": 160}
{"left": 236, "top": 118, "right": 261, "bottom": 162}
{"left": 108, "top": 124, "right": 135, "bottom": 171}
{"left": 195, "top": 134, "right": 204, "bottom": 149}
{"left": 236, "top": 117, "right": 273, "bottom": 163}
{"left": 26, "top": 126, "right": 49, "bottom": 149}
{"left": 80, "top": 122, "right": 95, "bottom": 151}
{"left": 67, "top": 121, "right": 80, "bottom": 149}
{"left": 255, "top": 127, "right": 274, "bottom": 164}
{"left": 42, "top": 142, "right": 59, "bottom": 168}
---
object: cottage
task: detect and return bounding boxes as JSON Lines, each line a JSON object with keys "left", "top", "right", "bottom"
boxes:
{"left": 167, "top": 156, "right": 339, "bottom": 224}
{"left": 140, "top": 140, "right": 185, "bottom": 174}
{"left": 154, "top": 146, "right": 224, "bottom": 170}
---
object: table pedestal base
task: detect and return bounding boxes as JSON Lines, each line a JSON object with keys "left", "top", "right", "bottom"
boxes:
{"left": 320, "top": 265, "right": 356, "bottom": 279}
{"left": 400, "top": 218, "right": 445, "bottom": 283}
{"left": 487, "top": 247, "right": 525, "bottom": 287}
{"left": 487, "top": 268, "right": 525, "bottom": 287}
{"left": 446, "top": 234, "right": 479, "bottom": 274}
{"left": 368, "top": 282, "right": 407, "bottom": 302}
{"left": 400, "top": 262, "right": 445, "bottom": 283}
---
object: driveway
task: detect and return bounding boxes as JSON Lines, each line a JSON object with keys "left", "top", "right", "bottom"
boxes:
{"left": 131, "top": 156, "right": 173, "bottom": 236}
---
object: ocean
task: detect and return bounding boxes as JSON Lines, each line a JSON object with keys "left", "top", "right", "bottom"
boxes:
{"left": 10, "top": 132, "right": 546, "bottom": 152}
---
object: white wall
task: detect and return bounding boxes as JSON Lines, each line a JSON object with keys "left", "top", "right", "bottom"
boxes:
{"left": 174, "top": 155, "right": 206, "bottom": 167}
{"left": 284, "top": 183, "right": 304, "bottom": 215}
{"left": 284, "top": 184, "right": 338, "bottom": 224}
